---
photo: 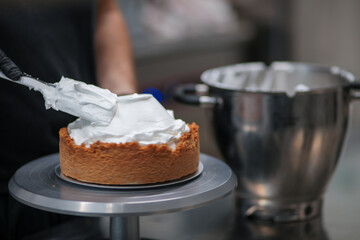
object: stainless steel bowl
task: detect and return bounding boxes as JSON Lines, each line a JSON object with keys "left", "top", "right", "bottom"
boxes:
{"left": 174, "top": 62, "right": 360, "bottom": 222}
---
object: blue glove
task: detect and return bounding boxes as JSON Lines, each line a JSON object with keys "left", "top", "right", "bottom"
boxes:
{"left": 0, "top": 48, "right": 22, "bottom": 80}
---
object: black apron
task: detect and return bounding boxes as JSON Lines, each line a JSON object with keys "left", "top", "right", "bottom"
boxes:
{"left": 0, "top": 0, "right": 97, "bottom": 238}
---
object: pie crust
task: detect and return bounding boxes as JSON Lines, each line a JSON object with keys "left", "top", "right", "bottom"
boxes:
{"left": 59, "top": 123, "right": 199, "bottom": 185}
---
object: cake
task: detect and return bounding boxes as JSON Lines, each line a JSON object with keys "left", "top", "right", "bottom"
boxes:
{"left": 28, "top": 76, "right": 199, "bottom": 185}
{"left": 59, "top": 123, "right": 199, "bottom": 185}
{"left": 56, "top": 89, "right": 200, "bottom": 185}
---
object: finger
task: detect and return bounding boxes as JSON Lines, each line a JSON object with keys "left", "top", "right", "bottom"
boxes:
{"left": 0, "top": 49, "right": 22, "bottom": 80}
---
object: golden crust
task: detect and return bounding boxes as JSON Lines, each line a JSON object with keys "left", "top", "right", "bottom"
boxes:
{"left": 59, "top": 123, "right": 199, "bottom": 185}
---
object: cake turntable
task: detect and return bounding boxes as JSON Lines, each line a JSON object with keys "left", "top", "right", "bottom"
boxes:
{"left": 9, "top": 153, "right": 237, "bottom": 240}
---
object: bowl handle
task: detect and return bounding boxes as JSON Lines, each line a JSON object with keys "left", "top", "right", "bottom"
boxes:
{"left": 349, "top": 82, "right": 360, "bottom": 100}
{"left": 174, "top": 83, "right": 218, "bottom": 107}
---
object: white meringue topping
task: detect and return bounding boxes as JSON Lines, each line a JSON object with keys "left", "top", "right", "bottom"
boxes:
{"left": 67, "top": 93, "right": 189, "bottom": 149}
{"left": 42, "top": 77, "right": 118, "bottom": 125}
{"left": 40, "top": 77, "right": 189, "bottom": 149}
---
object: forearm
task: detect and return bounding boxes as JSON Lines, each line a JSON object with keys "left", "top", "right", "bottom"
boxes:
{"left": 95, "top": 0, "right": 137, "bottom": 95}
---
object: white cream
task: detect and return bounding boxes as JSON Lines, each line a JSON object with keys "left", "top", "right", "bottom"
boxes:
{"left": 294, "top": 83, "right": 310, "bottom": 92}
{"left": 67, "top": 93, "right": 190, "bottom": 149}
{"left": 42, "top": 77, "right": 118, "bottom": 125}
{"left": 37, "top": 77, "right": 189, "bottom": 148}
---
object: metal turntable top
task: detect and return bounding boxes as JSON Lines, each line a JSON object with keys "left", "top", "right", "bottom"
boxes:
{"left": 9, "top": 153, "right": 237, "bottom": 217}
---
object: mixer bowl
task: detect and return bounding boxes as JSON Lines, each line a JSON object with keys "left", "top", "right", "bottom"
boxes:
{"left": 174, "top": 62, "right": 360, "bottom": 221}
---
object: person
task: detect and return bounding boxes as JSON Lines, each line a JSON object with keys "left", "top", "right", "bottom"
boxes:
{"left": 0, "top": 0, "right": 137, "bottom": 239}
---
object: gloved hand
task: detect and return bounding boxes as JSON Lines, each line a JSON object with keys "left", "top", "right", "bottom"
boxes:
{"left": 0, "top": 48, "right": 22, "bottom": 80}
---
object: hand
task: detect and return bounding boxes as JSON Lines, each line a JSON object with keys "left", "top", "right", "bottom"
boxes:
{"left": 0, "top": 48, "right": 22, "bottom": 80}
